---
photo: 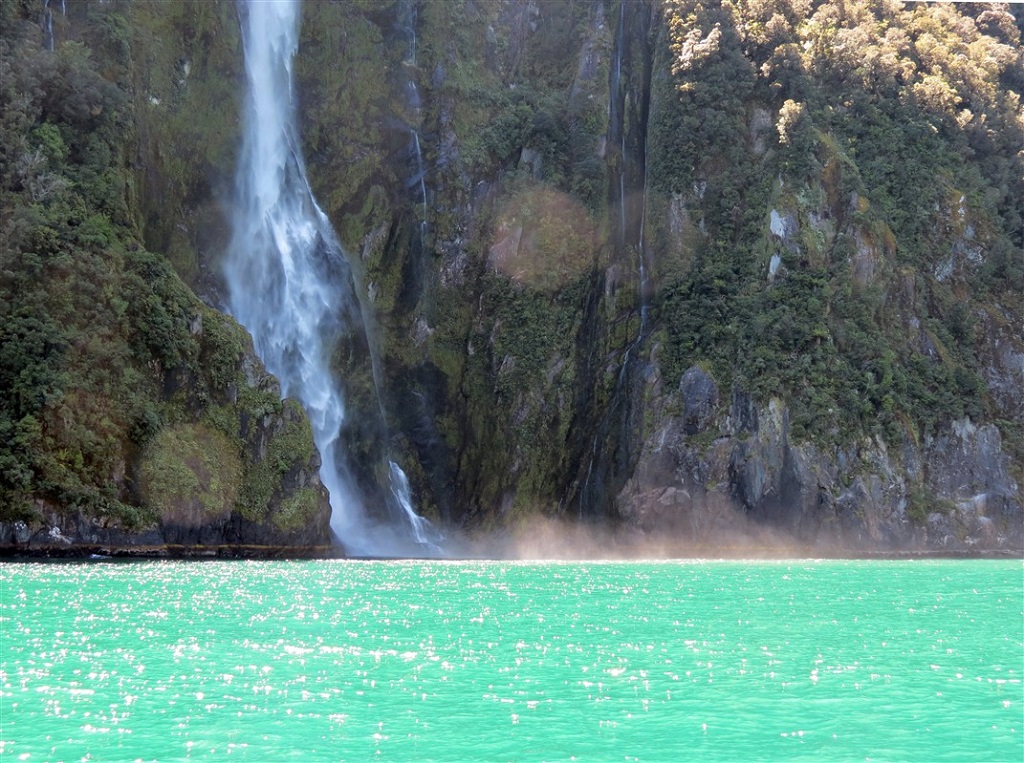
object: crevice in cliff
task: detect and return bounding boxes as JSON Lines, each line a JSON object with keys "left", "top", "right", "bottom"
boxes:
{"left": 566, "top": 0, "right": 656, "bottom": 522}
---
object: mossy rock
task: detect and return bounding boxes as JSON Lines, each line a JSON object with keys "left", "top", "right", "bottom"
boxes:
{"left": 273, "top": 486, "right": 322, "bottom": 533}
{"left": 238, "top": 400, "right": 317, "bottom": 523}
{"left": 139, "top": 423, "right": 242, "bottom": 527}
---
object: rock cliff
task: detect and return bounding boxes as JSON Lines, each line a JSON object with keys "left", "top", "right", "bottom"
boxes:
{"left": 619, "top": 365, "right": 1021, "bottom": 551}
{"left": 2, "top": 0, "right": 1021, "bottom": 555}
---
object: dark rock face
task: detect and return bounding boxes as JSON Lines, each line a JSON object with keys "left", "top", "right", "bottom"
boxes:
{"left": 619, "top": 370, "right": 1023, "bottom": 553}
{"left": 922, "top": 420, "right": 1022, "bottom": 547}
{"left": 974, "top": 306, "right": 1024, "bottom": 421}
{"left": 680, "top": 366, "right": 718, "bottom": 435}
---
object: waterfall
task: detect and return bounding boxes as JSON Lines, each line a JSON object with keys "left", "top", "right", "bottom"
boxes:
{"left": 411, "top": 130, "right": 428, "bottom": 221}
{"left": 39, "top": 0, "right": 66, "bottom": 52}
{"left": 611, "top": 1, "right": 628, "bottom": 253}
{"left": 637, "top": 144, "right": 650, "bottom": 333}
{"left": 388, "top": 461, "right": 440, "bottom": 552}
{"left": 397, "top": 1, "right": 429, "bottom": 249}
{"left": 411, "top": 130, "right": 428, "bottom": 250}
{"left": 41, "top": 0, "right": 55, "bottom": 52}
{"left": 224, "top": 0, "right": 440, "bottom": 556}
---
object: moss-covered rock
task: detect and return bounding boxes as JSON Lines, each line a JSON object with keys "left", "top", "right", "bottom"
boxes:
{"left": 139, "top": 423, "right": 241, "bottom": 528}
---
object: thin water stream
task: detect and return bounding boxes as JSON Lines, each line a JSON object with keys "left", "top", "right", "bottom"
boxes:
{"left": 40, "top": 0, "right": 65, "bottom": 52}
{"left": 399, "top": 0, "right": 429, "bottom": 248}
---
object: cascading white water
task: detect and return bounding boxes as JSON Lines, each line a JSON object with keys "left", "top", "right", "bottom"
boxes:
{"left": 610, "top": 0, "right": 651, "bottom": 342}
{"left": 224, "top": 0, "right": 439, "bottom": 555}
{"left": 42, "top": 0, "right": 66, "bottom": 51}
{"left": 388, "top": 461, "right": 439, "bottom": 551}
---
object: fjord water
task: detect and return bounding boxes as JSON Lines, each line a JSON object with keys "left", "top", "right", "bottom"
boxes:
{"left": 223, "top": 0, "right": 436, "bottom": 554}
{"left": 3, "top": 561, "right": 1021, "bottom": 762}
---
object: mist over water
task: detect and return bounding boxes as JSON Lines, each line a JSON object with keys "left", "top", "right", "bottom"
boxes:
{"left": 471, "top": 507, "right": 843, "bottom": 562}
{"left": 223, "top": 0, "right": 438, "bottom": 556}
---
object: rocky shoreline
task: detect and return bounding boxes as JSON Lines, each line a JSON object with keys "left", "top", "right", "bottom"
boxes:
{"left": 3, "top": 535, "right": 1018, "bottom": 562}
{"left": 0, "top": 543, "right": 340, "bottom": 560}
{"left": 3, "top": 550, "right": 1019, "bottom": 561}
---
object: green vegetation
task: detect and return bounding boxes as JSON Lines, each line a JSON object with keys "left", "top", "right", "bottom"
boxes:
{"left": 274, "top": 487, "right": 322, "bottom": 533}
{"left": 0, "top": 2, "right": 324, "bottom": 540}
{"left": 139, "top": 424, "right": 241, "bottom": 522}
{"left": 127, "top": 0, "right": 242, "bottom": 285}
{"left": 297, "top": 2, "right": 392, "bottom": 249}
{"left": 237, "top": 400, "right": 316, "bottom": 524}
{"left": 905, "top": 481, "right": 955, "bottom": 526}
{"left": 490, "top": 181, "right": 598, "bottom": 292}
{"left": 652, "top": 0, "right": 1022, "bottom": 445}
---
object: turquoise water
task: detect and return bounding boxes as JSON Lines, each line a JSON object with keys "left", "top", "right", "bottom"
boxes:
{"left": 1, "top": 560, "right": 1021, "bottom": 762}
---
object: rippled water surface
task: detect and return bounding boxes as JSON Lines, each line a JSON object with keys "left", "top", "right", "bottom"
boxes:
{"left": 2, "top": 560, "right": 1021, "bottom": 761}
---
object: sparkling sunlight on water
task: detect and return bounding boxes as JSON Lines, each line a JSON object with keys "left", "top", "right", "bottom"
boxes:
{"left": 1, "top": 560, "right": 1021, "bottom": 761}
